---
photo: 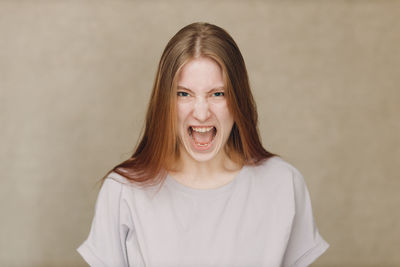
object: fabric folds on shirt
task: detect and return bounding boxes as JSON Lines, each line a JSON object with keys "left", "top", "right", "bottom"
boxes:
{"left": 77, "top": 156, "right": 329, "bottom": 267}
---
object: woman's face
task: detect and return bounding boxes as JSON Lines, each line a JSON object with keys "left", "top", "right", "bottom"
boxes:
{"left": 176, "top": 57, "right": 234, "bottom": 163}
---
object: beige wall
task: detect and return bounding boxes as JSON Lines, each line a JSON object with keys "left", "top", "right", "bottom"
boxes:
{"left": 1, "top": 1, "right": 399, "bottom": 266}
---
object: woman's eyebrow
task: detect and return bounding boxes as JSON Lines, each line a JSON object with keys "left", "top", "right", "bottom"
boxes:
{"left": 177, "top": 86, "right": 193, "bottom": 92}
{"left": 177, "top": 86, "right": 225, "bottom": 93}
{"left": 209, "top": 87, "right": 225, "bottom": 93}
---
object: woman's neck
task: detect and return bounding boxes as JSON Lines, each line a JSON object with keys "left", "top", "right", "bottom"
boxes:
{"left": 169, "top": 149, "right": 242, "bottom": 189}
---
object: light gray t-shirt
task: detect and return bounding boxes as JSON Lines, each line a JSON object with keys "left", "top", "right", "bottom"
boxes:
{"left": 77, "top": 157, "right": 329, "bottom": 267}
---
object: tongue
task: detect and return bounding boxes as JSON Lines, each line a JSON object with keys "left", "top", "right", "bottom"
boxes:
{"left": 192, "top": 130, "right": 213, "bottom": 144}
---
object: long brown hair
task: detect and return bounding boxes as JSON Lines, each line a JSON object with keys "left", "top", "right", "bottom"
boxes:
{"left": 103, "top": 22, "right": 274, "bottom": 188}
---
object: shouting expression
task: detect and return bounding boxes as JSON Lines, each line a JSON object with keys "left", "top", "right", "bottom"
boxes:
{"left": 176, "top": 57, "right": 234, "bottom": 163}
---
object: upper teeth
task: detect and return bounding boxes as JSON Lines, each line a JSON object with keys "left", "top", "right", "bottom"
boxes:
{"left": 191, "top": 126, "right": 214, "bottom": 133}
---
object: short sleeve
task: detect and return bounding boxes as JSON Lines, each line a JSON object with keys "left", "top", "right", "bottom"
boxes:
{"left": 282, "top": 169, "right": 329, "bottom": 267}
{"left": 77, "top": 178, "right": 130, "bottom": 267}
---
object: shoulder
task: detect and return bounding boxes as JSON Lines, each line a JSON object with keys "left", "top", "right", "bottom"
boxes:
{"left": 95, "top": 172, "right": 130, "bottom": 196}
{"left": 102, "top": 171, "right": 161, "bottom": 202}
{"left": 106, "top": 171, "right": 134, "bottom": 186}
{"left": 244, "top": 156, "right": 309, "bottom": 198}
{"left": 94, "top": 173, "right": 135, "bottom": 206}
{"left": 248, "top": 156, "right": 304, "bottom": 182}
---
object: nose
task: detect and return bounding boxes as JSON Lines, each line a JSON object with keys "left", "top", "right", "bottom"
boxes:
{"left": 193, "top": 96, "right": 210, "bottom": 122}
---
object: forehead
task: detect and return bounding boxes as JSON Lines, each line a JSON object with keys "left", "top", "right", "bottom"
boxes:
{"left": 177, "top": 57, "right": 225, "bottom": 92}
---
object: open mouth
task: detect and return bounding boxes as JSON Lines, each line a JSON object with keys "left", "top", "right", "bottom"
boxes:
{"left": 188, "top": 126, "right": 217, "bottom": 147}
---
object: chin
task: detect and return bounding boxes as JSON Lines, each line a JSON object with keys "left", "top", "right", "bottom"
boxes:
{"left": 186, "top": 148, "right": 219, "bottom": 163}
{"left": 180, "top": 135, "right": 225, "bottom": 163}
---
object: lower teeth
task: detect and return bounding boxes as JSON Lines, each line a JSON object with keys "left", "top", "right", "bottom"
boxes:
{"left": 196, "top": 142, "right": 209, "bottom": 147}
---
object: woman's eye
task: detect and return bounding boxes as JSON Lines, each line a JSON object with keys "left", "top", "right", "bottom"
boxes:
{"left": 213, "top": 92, "right": 225, "bottom": 97}
{"left": 177, "top": 92, "right": 189, "bottom": 97}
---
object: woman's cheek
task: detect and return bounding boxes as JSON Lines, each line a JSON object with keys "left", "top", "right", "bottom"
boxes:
{"left": 213, "top": 102, "right": 230, "bottom": 117}
{"left": 177, "top": 103, "right": 191, "bottom": 120}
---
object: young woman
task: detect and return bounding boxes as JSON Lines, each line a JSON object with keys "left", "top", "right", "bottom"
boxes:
{"left": 77, "top": 22, "right": 329, "bottom": 267}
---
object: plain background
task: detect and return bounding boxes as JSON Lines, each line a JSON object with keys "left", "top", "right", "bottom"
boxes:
{"left": 1, "top": 0, "right": 399, "bottom": 266}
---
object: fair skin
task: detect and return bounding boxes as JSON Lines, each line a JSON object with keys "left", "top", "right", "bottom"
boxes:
{"left": 169, "top": 57, "right": 242, "bottom": 189}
